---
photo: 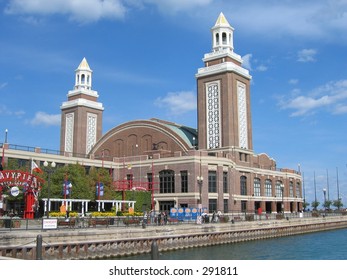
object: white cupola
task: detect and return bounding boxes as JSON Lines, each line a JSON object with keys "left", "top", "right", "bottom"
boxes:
{"left": 211, "top": 12, "right": 234, "bottom": 53}
{"left": 75, "top": 57, "right": 92, "bottom": 90}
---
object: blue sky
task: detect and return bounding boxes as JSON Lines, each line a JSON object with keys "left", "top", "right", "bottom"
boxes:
{"left": 1, "top": 0, "right": 347, "bottom": 207}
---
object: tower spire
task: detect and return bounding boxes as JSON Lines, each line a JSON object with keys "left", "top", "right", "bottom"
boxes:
{"left": 212, "top": 12, "right": 234, "bottom": 53}
{"left": 60, "top": 58, "right": 104, "bottom": 155}
{"left": 75, "top": 57, "right": 92, "bottom": 90}
{"left": 196, "top": 13, "right": 252, "bottom": 151}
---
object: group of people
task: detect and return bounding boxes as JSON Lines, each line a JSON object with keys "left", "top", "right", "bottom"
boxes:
{"left": 211, "top": 210, "right": 222, "bottom": 223}
{"left": 156, "top": 211, "right": 168, "bottom": 225}
{"left": 144, "top": 210, "right": 168, "bottom": 225}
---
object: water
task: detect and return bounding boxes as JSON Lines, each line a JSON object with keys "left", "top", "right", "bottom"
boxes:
{"left": 116, "top": 228, "right": 347, "bottom": 260}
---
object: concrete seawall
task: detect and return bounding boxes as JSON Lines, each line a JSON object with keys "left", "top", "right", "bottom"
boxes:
{"left": 1, "top": 216, "right": 347, "bottom": 260}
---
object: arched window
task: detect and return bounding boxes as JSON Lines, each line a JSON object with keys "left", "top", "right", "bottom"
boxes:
{"left": 81, "top": 74, "right": 85, "bottom": 84}
{"left": 275, "top": 180, "right": 283, "bottom": 197}
{"left": 222, "top": 32, "right": 227, "bottom": 44}
{"left": 296, "top": 182, "right": 301, "bottom": 197}
{"left": 159, "top": 170, "right": 175, "bottom": 193}
{"left": 240, "top": 176, "right": 247, "bottom": 195}
{"left": 253, "top": 178, "right": 261, "bottom": 196}
{"left": 265, "top": 179, "right": 272, "bottom": 197}
{"left": 208, "top": 171, "right": 217, "bottom": 193}
{"left": 289, "top": 181, "right": 294, "bottom": 197}
{"left": 215, "top": 33, "right": 220, "bottom": 45}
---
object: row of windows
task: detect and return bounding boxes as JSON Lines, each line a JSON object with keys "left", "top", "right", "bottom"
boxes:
{"left": 242, "top": 176, "right": 301, "bottom": 197}
{"left": 129, "top": 170, "right": 301, "bottom": 197}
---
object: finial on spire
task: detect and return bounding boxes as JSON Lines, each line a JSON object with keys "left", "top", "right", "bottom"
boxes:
{"left": 77, "top": 57, "right": 91, "bottom": 71}
{"left": 214, "top": 12, "right": 230, "bottom": 27}
{"left": 74, "top": 57, "right": 92, "bottom": 90}
{"left": 211, "top": 12, "right": 234, "bottom": 53}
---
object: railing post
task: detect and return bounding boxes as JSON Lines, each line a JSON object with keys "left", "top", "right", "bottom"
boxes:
{"left": 151, "top": 239, "right": 159, "bottom": 260}
{"left": 36, "top": 234, "right": 43, "bottom": 260}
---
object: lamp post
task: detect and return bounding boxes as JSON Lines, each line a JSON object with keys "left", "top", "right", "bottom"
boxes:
{"left": 43, "top": 161, "right": 56, "bottom": 218}
{"left": 1, "top": 129, "right": 8, "bottom": 168}
{"left": 4, "top": 129, "right": 8, "bottom": 143}
{"left": 197, "top": 176, "right": 203, "bottom": 214}
{"left": 323, "top": 188, "right": 327, "bottom": 211}
{"left": 281, "top": 185, "right": 284, "bottom": 213}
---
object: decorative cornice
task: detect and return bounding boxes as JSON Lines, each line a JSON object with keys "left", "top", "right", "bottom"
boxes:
{"left": 67, "top": 89, "right": 99, "bottom": 98}
{"left": 60, "top": 98, "right": 104, "bottom": 111}
{"left": 196, "top": 61, "right": 252, "bottom": 80}
{"left": 203, "top": 49, "right": 242, "bottom": 63}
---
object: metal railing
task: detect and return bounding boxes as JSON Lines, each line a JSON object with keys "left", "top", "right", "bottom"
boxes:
{"left": 1, "top": 211, "right": 346, "bottom": 232}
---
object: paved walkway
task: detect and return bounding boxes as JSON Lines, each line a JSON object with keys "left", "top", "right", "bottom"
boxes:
{"left": 2, "top": 215, "right": 347, "bottom": 248}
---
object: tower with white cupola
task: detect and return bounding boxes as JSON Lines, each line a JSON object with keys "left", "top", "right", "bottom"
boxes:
{"left": 196, "top": 12, "right": 253, "bottom": 152}
{"left": 60, "top": 58, "right": 104, "bottom": 156}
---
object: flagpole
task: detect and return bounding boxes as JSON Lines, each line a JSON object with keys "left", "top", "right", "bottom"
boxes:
{"left": 336, "top": 167, "right": 340, "bottom": 210}
{"left": 64, "top": 173, "right": 68, "bottom": 205}
{"left": 1, "top": 129, "right": 8, "bottom": 168}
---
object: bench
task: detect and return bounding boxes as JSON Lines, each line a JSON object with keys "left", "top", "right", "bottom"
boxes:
{"left": 89, "top": 218, "right": 110, "bottom": 227}
{"left": 123, "top": 219, "right": 140, "bottom": 226}
{"left": 58, "top": 219, "right": 75, "bottom": 228}
{"left": 167, "top": 218, "right": 180, "bottom": 224}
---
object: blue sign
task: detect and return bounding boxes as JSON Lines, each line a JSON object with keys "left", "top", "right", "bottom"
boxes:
{"left": 170, "top": 208, "right": 178, "bottom": 219}
{"left": 62, "top": 180, "right": 72, "bottom": 195}
{"left": 177, "top": 208, "right": 185, "bottom": 221}
{"left": 96, "top": 182, "right": 104, "bottom": 197}
{"left": 191, "top": 208, "right": 198, "bottom": 220}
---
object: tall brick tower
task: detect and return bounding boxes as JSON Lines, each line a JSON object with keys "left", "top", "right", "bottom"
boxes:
{"left": 60, "top": 58, "right": 104, "bottom": 155}
{"left": 196, "top": 13, "right": 253, "bottom": 151}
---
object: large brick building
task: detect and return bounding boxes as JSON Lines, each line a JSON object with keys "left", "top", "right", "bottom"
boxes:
{"left": 60, "top": 13, "right": 303, "bottom": 214}
{"left": 1, "top": 13, "right": 302, "bottom": 216}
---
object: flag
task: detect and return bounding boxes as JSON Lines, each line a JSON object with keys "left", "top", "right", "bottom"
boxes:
{"left": 31, "top": 160, "right": 43, "bottom": 173}
{"left": 96, "top": 183, "right": 104, "bottom": 197}
{"left": 62, "top": 181, "right": 72, "bottom": 195}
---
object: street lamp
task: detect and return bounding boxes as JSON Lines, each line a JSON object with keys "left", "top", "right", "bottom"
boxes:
{"left": 43, "top": 161, "right": 56, "bottom": 218}
{"left": 323, "top": 188, "right": 327, "bottom": 211}
{"left": 4, "top": 129, "right": 8, "bottom": 143}
{"left": 197, "top": 176, "right": 203, "bottom": 212}
{"left": 281, "top": 185, "right": 284, "bottom": 213}
{"left": 1, "top": 129, "right": 8, "bottom": 168}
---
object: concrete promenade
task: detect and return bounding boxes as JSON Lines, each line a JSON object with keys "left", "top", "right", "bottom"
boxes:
{"left": 1, "top": 215, "right": 347, "bottom": 260}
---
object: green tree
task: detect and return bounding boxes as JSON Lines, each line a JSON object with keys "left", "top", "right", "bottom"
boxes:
{"left": 323, "top": 199, "right": 332, "bottom": 210}
{"left": 302, "top": 200, "right": 309, "bottom": 210}
{"left": 40, "top": 163, "right": 91, "bottom": 200}
{"left": 88, "top": 166, "right": 115, "bottom": 200}
{"left": 114, "top": 190, "right": 151, "bottom": 212}
{"left": 333, "top": 199, "right": 343, "bottom": 210}
{"left": 311, "top": 200, "right": 320, "bottom": 211}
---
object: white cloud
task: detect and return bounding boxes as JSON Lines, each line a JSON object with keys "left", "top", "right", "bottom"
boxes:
{"left": 154, "top": 91, "right": 196, "bottom": 115}
{"left": 4, "top": 0, "right": 213, "bottom": 23}
{"left": 0, "top": 104, "right": 25, "bottom": 117}
{"left": 279, "top": 79, "right": 347, "bottom": 116}
{"left": 226, "top": 0, "right": 347, "bottom": 42}
{"left": 242, "top": 54, "right": 252, "bottom": 71}
{"left": 289, "top": 79, "right": 299, "bottom": 85}
{"left": 29, "top": 112, "right": 61, "bottom": 126}
{"left": 256, "top": 65, "right": 268, "bottom": 72}
{"left": 5, "top": 0, "right": 126, "bottom": 23}
{"left": 242, "top": 54, "right": 268, "bottom": 72}
{"left": 0, "top": 82, "right": 8, "bottom": 90}
{"left": 334, "top": 104, "right": 347, "bottom": 115}
{"left": 143, "top": 0, "right": 213, "bottom": 13}
{"left": 297, "top": 48, "right": 317, "bottom": 62}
